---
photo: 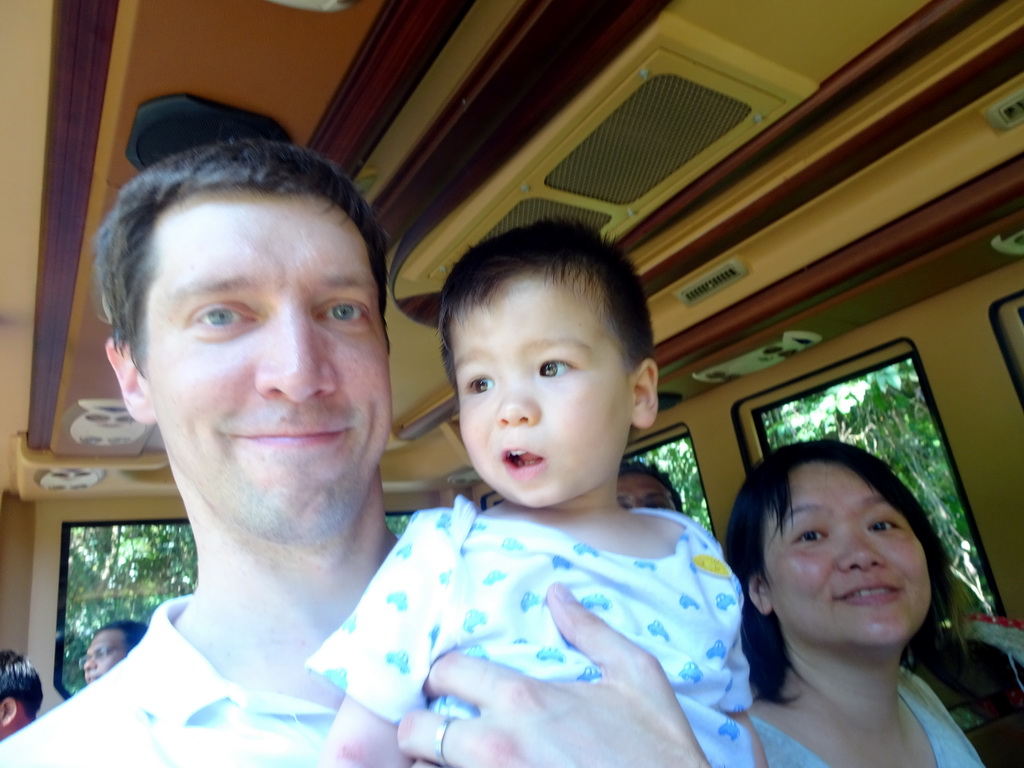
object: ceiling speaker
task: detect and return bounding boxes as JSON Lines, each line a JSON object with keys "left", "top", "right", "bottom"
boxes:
{"left": 125, "top": 94, "right": 289, "bottom": 170}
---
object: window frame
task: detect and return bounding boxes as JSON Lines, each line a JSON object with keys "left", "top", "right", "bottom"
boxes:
{"left": 990, "top": 288, "right": 1024, "bottom": 412}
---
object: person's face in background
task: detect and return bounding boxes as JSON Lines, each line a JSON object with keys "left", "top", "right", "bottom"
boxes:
{"left": 617, "top": 471, "right": 677, "bottom": 511}
{"left": 81, "top": 629, "right": 128, "bottom": 684}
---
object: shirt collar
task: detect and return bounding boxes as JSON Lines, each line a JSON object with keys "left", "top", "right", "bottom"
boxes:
{"left": 119, "top": 596, "right": 332, "bottom": 725}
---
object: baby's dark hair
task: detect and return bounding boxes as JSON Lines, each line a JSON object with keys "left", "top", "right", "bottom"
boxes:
{"left": 438, "top": 220, "right": 653, "bottom": 383}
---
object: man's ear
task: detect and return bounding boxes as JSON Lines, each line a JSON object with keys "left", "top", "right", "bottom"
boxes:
{"left": 747, "top": 574, "right": 774, "bottom": 616}
{"left": 0, "top": 696, "right": 17, "bottom": 727}
{"left": 629, "top": 357, "right": 659, "bottom": 430}
{"left": 105, "top": 338, "right": 157, "bottom": 425}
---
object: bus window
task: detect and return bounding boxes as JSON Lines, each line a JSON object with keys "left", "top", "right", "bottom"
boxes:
{"left": 627, "top": 429, "right": 711, "bottom": 533}
{"left": 57, "top": 520, "right": 197, "bottom": 697}
{"left": 991, "top": 289, "right": 1024, "bottom": 412}
{"left": 751, "top": 354, "right": 997, "bottom": 614}
{"left": 386, "top": 513, "right": 414, "bottom": 537}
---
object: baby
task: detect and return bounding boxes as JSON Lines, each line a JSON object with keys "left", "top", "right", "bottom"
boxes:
{"left": 308, "top": 221, "right": 762, "bottom": 768}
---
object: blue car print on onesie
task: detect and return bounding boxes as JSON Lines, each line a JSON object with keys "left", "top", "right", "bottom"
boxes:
{"left": 429, "top": 625, "right": 440, "bottom": 648}
{"left": 436, "top": 513, "right": 452, "bottom": 532}
{"left": 634, "top": 560, "right": 656, "bottom": 571}
{"left": 580, "top": 594, "right": 611, "bottom": 611}
{"left": 678, "top": 661, "right": 703, "bottom": 683}
{"left": 573, "top": 542, "right": 599, "bottom": 557}
{"left": 552, "top": 555, "right": 573, "bottom": 570}
{"left": 706, "top": 640, "right": 727, "bottom": 660}
{"left": 715, "top": 593, "right": 737, "bottom": 610}
{"left": 678, "top": 593, "right": 700, "bottom": 610}
{"left": 718, "top": 718, "right": 740, "bottom": 741}
{"left": 647, "top": 620, "right": 670, "bottom": 642}
{"left": 340, "top": 615, "right": 356, "bottom": 633}
{"left": 439, "top": 569, "right": 451, "bottom": 585}
{"left": 483, "top": 570, "right": 507, "bottom": 585}
{"left": 577, "top": 665, "right": 602, "bottom": 681}
{"left": 386, "top": 592, "right": 408, "bottom": 612}
{"left": 386, "top": 651, "right": 410, "bottom": 675}
{"left": 535, "top": 647, "right": 566, "bottom": 663}
{"left": 520, "top": 591, "right": 541, "bottom": 611}
{"left": 463, "top": 609, "right": 487, "bottom": 633}
{"left": 501, "top": 537, "right": 524, "bottom": 551}
{"left": 395, "top": 543, "right": 412, "bottom": 559}
{"left": 464, "top": 645, "right": 489, "bottom": 659}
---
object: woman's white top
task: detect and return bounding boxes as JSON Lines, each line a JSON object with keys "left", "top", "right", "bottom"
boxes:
{"left": 752, "top": 669, "right": 984, "bottom": 767}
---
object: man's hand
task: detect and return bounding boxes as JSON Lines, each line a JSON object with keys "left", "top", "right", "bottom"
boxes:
{"left": 397, "top": 583, "right": 711, "bottom": 768}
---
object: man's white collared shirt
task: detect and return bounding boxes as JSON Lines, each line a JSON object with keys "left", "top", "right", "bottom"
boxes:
{"left": 0, "top": 597, "right": 335, "bottom": 767}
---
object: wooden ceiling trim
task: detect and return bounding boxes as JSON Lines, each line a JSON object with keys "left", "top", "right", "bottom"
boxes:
{"left": 309, "top": 0, "right": 472, "bottom": 174}
{"left": 653, "top": 153, "right": 1024, "bottom": 376}
{"left": 625, "top": 0, "right": 1012, "bottom": 286}
{"left": 387, "top": 0, "right": 1009, "bottom": 325}
{"left": 646, "top": 21, "right": 1024, "bottom": 298}
{"left": 381, "top": 0, "right": 671, "bottom": 256}
{"left": 28, "top": 0, "right": 119, "bottom": 452}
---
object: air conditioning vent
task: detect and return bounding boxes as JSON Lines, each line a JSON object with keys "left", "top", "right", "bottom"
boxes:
{"left": 986, "top": 87, "right": 1024, "bottom": 132}
{"left": 393, "top": 11, "right": 815, "bottom": 299}
{"left": 546, "top": 75, "right": 750, "bottom": 204}
{"left": 674, "top": 258, "right": 747, "bottom": 306}
{"left": 693, "top": 330, "right": 822, "bottom": 383}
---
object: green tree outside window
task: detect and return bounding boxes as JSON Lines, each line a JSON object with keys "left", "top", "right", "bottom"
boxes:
{"left": 60, "top": 521, "right": 197, "bottom": 695}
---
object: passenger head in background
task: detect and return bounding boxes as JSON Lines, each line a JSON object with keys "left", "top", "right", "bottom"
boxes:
{"left": 94, "top": 139, "right": 389, "bottom": 370}
{"left": 82, "top": 620, "right": 148, "bottom": 685}
{"left": 617, "top": 460, "right": 681, "bottom": 511}
{"left": 0, "top": 650, "right": 42, "bottom": 740}
{"left": 725, "top": 439, "right": 966, "bottom": 702}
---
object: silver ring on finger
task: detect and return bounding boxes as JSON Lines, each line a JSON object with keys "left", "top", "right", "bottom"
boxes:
{"left": 434, "top": 716, "right": 454, "bottom": 767}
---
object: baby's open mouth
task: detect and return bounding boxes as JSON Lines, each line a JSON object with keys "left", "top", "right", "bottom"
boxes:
{"left": 505, "top": 449, "right": 542, "bottom": 468}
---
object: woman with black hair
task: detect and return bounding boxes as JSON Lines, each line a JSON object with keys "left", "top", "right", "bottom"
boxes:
{"left": 726, "top": 440, "right": 982, "bottom": 767}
